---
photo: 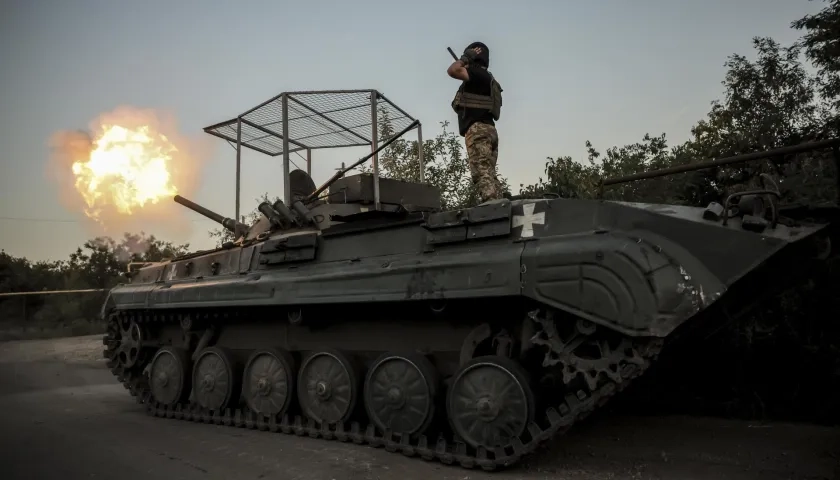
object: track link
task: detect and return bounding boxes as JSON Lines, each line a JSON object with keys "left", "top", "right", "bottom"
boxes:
{"left": 102, "top": 310, "right": 663, "bottom": 471}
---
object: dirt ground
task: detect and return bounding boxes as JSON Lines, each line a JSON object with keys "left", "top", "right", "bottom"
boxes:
{"left": 0, "top": 333, "right": 105, "bottom": 364}
{"left": 0, "top": 335, "right": 837, "bottom": 480}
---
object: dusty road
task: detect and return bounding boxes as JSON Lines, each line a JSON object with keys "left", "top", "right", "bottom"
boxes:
{"left": 0, "top": 336, "right": 836, "bottom": 480}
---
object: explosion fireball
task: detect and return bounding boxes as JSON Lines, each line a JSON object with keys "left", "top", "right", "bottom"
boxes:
{"left": 72, "top": 124, "right": 179, "bottom": 220}
{"left": 50, "top": 106, "right": 209, "bottom": 234}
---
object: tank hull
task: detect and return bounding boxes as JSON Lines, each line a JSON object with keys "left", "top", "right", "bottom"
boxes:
{"left": 101, "top": 197, "right": 832, "bottom": 470}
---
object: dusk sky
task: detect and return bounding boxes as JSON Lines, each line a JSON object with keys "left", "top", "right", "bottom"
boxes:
{"left": 0, "top": 0, "right": 824, "bottom": 262}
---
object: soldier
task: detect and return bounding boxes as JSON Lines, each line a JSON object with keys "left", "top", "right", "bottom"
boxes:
{"left": 447, "top": 41, "right": 504, "bottom": 203}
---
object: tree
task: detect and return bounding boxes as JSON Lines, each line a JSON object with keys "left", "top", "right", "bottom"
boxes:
{"left": 0, "top": 232, "right": 191, "bottom": 340}
{"left": 0, "top": 251, "right": 66, "bottom": 293}
{"left": 792, "top": 0, "right": 840, "bottom": 113}
{"left": 519, "top": 134, "right": 678, "bottom": 203}
{"left": 63, "top": 233, "right": 190, "bottom": 289}
{"left": 520, "top": 34, "right": 838, "bottom": 208}
{"left": 677, "top": 36, "right": 837, "bottom": 207}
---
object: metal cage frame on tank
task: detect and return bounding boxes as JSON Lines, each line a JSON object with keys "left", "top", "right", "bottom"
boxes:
{"left": 202, "top": 89, "right": 430, "bottom": 237}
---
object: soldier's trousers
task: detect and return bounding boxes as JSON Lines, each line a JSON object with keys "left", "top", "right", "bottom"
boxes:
{"left": 464, "top": 122, "right": 502, "bottom": 203}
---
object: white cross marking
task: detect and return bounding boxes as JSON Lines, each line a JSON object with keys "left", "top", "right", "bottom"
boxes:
{"left": 512, "top": 203, "right": 545, "bottom": 238}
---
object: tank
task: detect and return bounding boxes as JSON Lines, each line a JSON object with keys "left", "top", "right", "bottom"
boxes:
{"left": 100, "top": 90, "right": 840, "bottom": 471}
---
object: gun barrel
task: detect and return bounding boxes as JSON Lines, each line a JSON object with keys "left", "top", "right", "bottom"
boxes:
{"left": 447, "top": 47, "right": 458, "bottom": 61}
{"left": 600, "top": 138, "right": 840, "bottom": 187}
{"left": 174, "top": 195, "right": 247, "bottom": 234}
{"left": 174, "top": 195, "right": 227, "bottom": 224}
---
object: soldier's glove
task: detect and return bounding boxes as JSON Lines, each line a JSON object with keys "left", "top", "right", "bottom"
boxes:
{"left": 460, "top": 48, "right": 477, "bottom": 65}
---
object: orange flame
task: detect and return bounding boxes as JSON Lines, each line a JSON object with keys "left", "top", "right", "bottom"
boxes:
{"left": 71, "top": 124, "right": 179, "bottom": 220}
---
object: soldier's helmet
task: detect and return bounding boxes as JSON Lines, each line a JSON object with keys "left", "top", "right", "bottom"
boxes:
{"left": 466, "top": 42, "right": 489, "bottom": 67}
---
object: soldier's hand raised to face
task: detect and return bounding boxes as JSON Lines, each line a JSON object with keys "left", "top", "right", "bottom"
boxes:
{"left": 460, "top": 48, "right": 477, "bottom": 65}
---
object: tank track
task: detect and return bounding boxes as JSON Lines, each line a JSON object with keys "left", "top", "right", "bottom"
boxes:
{"left": 102, "top": 309, "right": 664, "bottom": 472}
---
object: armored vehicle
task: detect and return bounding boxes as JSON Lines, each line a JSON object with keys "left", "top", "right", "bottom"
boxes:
{"left": 101, "top": 90, "right": 840, "bottom": 471}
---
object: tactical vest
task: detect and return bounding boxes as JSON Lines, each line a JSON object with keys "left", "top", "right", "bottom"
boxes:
{"left": 451, "top": 72, "right": 503, "bottom": 121}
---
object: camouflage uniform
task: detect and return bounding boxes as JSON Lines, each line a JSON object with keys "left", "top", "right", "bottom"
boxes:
{"left": 465, "top": 122, "right": 502, "bottom": 203}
